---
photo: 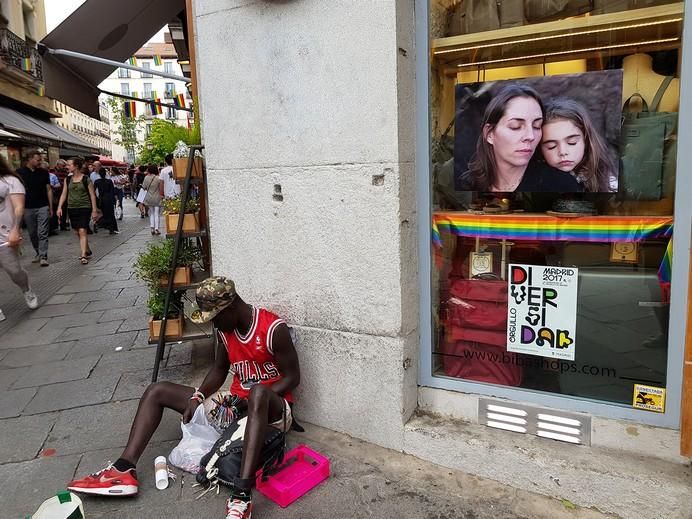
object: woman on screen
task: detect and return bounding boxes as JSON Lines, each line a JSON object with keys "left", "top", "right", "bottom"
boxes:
{"left": 459, "top": 84, "right": 582, "bottom": 193}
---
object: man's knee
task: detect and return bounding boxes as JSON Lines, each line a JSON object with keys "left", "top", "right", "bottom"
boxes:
{"left": 142, "top": 381, "right": 173, "bottom": 403}
{"left": 247, "top": 384, "right": 272, "bottom": 410}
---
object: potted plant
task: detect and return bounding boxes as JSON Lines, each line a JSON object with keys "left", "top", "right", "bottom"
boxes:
{"left": 134, "top": 240, "right": 201, "bottom": 341}
{"left": 162, "top": 195, "right": 201, "bottom": 235}
{"left": 146, "top": 290, "right": 184, "bottom": 341}
{"left": 172, "top": 139, "right": 204, "bottom": 180}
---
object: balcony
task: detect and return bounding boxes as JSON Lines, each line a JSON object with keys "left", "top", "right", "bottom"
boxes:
{"left": 0, "top": 28, "right": 43, "bottom": 82}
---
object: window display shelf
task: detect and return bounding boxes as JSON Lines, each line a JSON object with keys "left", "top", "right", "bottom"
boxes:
{"left": 432, "top": 3, "right": 683, "bottom": 75}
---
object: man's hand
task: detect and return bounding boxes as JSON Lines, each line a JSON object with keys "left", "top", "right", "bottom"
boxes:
{"left": 56, "top": 207, "right": 62, "bottom": 219}
{"left": 182, "top": 398, "right": 200, "bottom": 424}
{"left": 7, "top": 228, "right": 22, "bottom": 247}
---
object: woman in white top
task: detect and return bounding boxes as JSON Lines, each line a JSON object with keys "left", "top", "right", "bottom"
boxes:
{"left": 141, "top": 164, "right": 164, "bottom": 235}
{"left": 0, "top": 155, "right": 38, "bottom": 320}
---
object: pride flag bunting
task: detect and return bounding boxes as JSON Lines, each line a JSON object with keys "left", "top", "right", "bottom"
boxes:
{"left": 172, "top": 93, "right": 186, "bottom": 108}
{"left": 153, "top": 55, "right": 162, "bottom": 66}
{"left": 36, "top": 85, "right": 45, "bottom": 97}
{"left": 21, "top": 57, "right": 31, "bottom": 71}
{"left": 123, "top": 101, "right": 136, "bottom": 118}
{"left": 432, "top": 213, "right": 673, "bottom": 247}
{"left": 128, "top": 57, "right": 138, "bottom": 66}
{"left": 151, "top": 99, "right": 163, "bottom": 115}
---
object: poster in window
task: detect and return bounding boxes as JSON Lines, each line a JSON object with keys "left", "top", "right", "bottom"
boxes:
{"left": 454, "top": 70, "right": 622, "bottom": 193}
{"left": 507, "top": 264, "right": 578, "bottom": 360}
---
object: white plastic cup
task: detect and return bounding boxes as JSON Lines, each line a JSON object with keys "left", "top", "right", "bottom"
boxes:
{"left": 155, "top": 455, "right": 169, "bottom": 490}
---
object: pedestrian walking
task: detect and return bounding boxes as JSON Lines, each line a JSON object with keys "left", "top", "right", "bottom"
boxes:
{"left": 0, "top": 155, "right": 38, "bottom": 321}
{"left": 134, "top": 165, "right": 148, "bottom": 218}
{"left": 111, "top": 168, "right": 127, "bottom": 220}
{"left": 54, "top": 160, "right": 70, "bottom": 230}
{"left": 94, "top": 169, "right": 119, "bottom": 234}
{"left": 17, "top": 150, "right": 52, "bottom": 266}
{"left": 159, "top": 154, "right": 180, "bottom": 200}
{"left": 141, "top": 164, "right": 163, "bottom": 235}
{"left": 56, "top": 158, "right": 99, "bottom": 265}
{"left": 48, "top": 168, "right": 61, "bottom": 236}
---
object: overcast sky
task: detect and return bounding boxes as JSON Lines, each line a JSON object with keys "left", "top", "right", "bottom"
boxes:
{"left": 44, "top": 0, "right": 165, "bottom": 40}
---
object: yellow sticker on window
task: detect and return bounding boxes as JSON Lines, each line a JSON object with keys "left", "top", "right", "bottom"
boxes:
{"left": 632, "top": 384, "right": 666, "bottom": 413}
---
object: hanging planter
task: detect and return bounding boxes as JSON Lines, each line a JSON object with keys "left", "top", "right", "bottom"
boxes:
{"left": 165, "top": 212, "right": 200, "bottom": 234}
{"left": 149, "top": 314, "right": 184, "bottom": 341}
{"left": 159, "top": 265, "right": 193, "bottom": 287}
{"left": 172, "top": 156, "right": 204, "bottom": 180}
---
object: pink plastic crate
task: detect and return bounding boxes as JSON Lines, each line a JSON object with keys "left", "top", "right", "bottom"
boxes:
{"left": 256, "top": 444, "right": 330, "bottom": 507}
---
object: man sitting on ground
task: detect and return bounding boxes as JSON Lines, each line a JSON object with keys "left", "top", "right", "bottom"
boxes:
{"left": 67, "top": 277, "right": 301, "bottom": 519}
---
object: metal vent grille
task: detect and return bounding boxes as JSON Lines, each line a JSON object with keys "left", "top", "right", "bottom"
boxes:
{"left": 479, "top": 398, "right": 591, "bottom": 445}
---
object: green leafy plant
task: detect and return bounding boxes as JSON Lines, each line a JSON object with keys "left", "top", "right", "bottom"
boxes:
{"left": 146, "top": 290, "right": 183, "bottom": 320}
{"left": 139, "top": 116, "right": 200, "bottom": 165}
{"left": 162, "top": 195, "right": 201, "bottom": 215}
{"left": 134, "top": 240, "right": 201, "bottom": 319}
{"left": 107, "top": 96, "right": 143, "bottom": 161}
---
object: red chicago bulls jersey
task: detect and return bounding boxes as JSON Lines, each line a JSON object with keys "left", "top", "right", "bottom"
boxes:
{"left": 219, "top": 306, "right": 293, "bottom": 402}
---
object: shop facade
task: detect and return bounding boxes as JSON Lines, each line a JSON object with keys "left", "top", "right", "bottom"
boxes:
{"left": 193, "top": 1, "right": 691, "bottom": 515}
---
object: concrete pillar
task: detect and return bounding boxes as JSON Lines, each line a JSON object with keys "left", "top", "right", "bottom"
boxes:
{"left": 193, "top": 0, "right": 418, "bottom": 450}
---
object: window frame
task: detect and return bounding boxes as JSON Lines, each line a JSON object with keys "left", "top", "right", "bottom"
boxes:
{"left": 415, "top": 0, "right": 692, "bottom": 428}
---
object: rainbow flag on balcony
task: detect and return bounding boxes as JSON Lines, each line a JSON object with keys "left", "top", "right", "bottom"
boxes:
{"left": 128, "top": 57, "right": 138, "bottom": 66}
{"left": 123, "top": 101, "right": 136, "bottom": 118}
{"left": 153, "top": 55, "right": 162, "bottom": 66}
{"left": 21, "top": 57, "right": 31, "bottom": 71}
{"left": 36, "top": 85, "right": 45, "bottom": 97}
{"left": 173, "top": 93, "right": 186, "bottom": 108}
{"left": 151, "top": 99, "right": 163, "bottom": 115}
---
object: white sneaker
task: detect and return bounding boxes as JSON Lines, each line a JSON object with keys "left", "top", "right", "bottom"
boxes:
{"left": 24, "top": 290, "right": 38, "bottom": 309}
{"left": 0, "top": 309, "right": 5, "bottom": 321}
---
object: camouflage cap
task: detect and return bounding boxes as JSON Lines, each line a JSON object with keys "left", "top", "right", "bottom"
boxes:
{"left": 189, "top": 276, "right": 236, "bottom": 324}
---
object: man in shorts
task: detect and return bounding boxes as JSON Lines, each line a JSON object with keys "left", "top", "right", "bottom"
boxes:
{"left": 67, "top": 277, "right": 301, "bottom": 519}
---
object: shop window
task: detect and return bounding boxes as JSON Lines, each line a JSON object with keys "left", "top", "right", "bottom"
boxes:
{"left": 429, "top": 1, "right": 682, "bottom": 409}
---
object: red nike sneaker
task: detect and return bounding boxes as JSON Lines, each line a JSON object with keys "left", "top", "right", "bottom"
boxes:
{"left": 67, "top": 464, "right": 139, "bottom": 496}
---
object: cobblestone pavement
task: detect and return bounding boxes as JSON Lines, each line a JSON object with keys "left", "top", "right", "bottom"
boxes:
{"left": 0, "top": 201, "right": 613, "bottom": 518}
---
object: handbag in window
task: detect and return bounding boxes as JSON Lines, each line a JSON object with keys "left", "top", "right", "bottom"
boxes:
{"left": 619, "top": 76, "right": 678, "bottom": 201}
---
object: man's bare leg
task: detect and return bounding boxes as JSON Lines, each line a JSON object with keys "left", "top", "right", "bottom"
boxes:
{"left": 120, "top": 381, "right": 194, "bottom": 464}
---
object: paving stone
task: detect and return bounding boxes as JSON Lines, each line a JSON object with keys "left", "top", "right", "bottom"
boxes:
{"left": 0, "top": 387, "right": 37, "bottom": 418}
{"left": 29, "top": 302, "right": 89, "bottom": 318}
{"left": 23, "top": 374, "right": 120, "bottom": 414}
{"left": 0, "top": 454, "right": 80, "bottom": 518}
{"left": 92, "top": 343, "right": 192, "bottom": 377}
{"left": 67, "top": 288, "right": 121, "bottom": 303}
{"left": 0, "top": 366, "right": 29, "bottom": 390}
{"left": 1, "top": 341, "right": 75, "bottom": 368}
{"left": 83, "top": 296, "right": 138, "bottom": 312}
{"left": 65, "top": 331, "right": 138, "bottom": 359}
{"left": 56, "top": 279, "right": 107, "bottom": 294}
{"left": 0, "top": 327, "right": 68, "bottom": 349}
{"left": 8, "top": 317, "right": 49, "bottom": 335}
{"left": 117, "top": 286, "right": 149, "bottom": 300}
{"left": 13, "top": 356, "right": 100, "bottom": 389}
{"left": 44, "top": 400, "right": 182, "bottom": 455}
{"left": 0, "top": 412, "right": 57, "bottom": 462}
{"left": 102, "top": 279, "right": 143, "bottom": 290}
{"left": 43, "top": 294, "right": 74, "bottom": 305}
{"left": 98, "top": 305, "right": 146, "bottom": 324}
{"left": 116, "top": 313, "right": 150, "bottom": 332}
{"left": 132, "top": 330, "right": 154, "bottom": 348}
{"left": 113, "top": 365, "right": 199, "bottom": 401}
{"left": 56, "top": 320, "right": 124, "bottom": 341}
{"left": 41, "top": 311, "right": 105, "bottom": 330}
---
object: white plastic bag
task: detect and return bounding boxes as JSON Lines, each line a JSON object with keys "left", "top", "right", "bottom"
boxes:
{"left": 30, "top": 491, "right": 84, "bottom": 519}
{"left": 168, "top": 405, "right": 220, "bottom": 474}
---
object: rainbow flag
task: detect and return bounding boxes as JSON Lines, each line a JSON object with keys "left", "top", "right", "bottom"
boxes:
{"left": 153, "top": 55, "right": 162, "bottom": 66}
{"left": 432, "top": 213, "right": 673, "bottom": 247}
{"left": 173, "top": 93, "right": 186, "bottom": 108}
{"left": 131, "top": 91, "right": 138, "bottom": 99}
{"left": 21, "top": 57, "right": 31, "bottom": 71}
{"left": 128, "top": 57, "right": 138, "bottom": 66}
{"left": 123, "top": 101, "right": 136, "bottom": 118}
{"left": 657, "top": 239, "right": 673, "bottom": 283}
{"left": 150, "top": 90, "right": 157, "bottom": 100}
{"left": 36, "top": 84, "right": 45, "bottom": 97}
{"left": 151, "top": 99, "right": 163, "bottom": 115}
